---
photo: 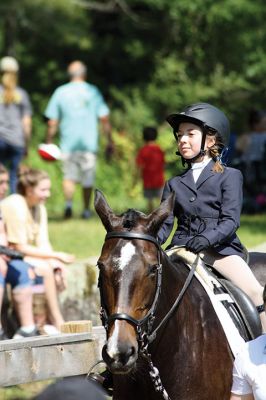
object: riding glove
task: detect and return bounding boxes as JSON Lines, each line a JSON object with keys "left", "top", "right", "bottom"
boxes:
{"left": 186, "top": 235, "right": 210, "bottom": 253}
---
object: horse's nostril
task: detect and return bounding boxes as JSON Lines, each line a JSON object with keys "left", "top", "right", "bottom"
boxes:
{"left": 129, "top": 346, "right": 136, "bottom": 357}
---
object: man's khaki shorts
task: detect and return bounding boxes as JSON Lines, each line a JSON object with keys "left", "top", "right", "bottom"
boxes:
{"left": 61, "top": 151, "right": 96, "bottom": 187}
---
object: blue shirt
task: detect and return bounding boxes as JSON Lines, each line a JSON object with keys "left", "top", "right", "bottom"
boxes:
{"left": 45, "top": 81, "right": 109, "bottom": 152}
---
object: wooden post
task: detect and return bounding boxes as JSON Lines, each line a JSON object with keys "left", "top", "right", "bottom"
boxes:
{"left": 60, "top": 320, "right": 92, "bottom": 334}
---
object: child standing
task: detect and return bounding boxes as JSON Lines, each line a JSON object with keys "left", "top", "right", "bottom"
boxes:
{"left": 136, "top": 127, "right": 165, "bottom": 213}
{"left": 157, "top": 102, "right": 266, "bottom": 331}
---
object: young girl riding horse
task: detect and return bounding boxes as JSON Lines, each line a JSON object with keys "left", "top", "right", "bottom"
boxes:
{"left": 157, "top": 102, "right": 266, "bottom": 332}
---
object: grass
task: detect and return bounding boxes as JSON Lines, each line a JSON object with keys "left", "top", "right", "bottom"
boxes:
{"left": 48, "top": 215, "right": 106, "bottom": 259}
{"left": 48, "top": 212, "right": 266, "bottom": 260}
{"left": 238, "top": 214, "right": 266, "bottom": 249}
{"left": 0, "top": 381, "right": 53, "bottom": 400}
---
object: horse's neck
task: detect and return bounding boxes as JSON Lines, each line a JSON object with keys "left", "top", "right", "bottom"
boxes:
{"left": 161, "top": 252, "right": 195, "bottom": 301}
{"left": 157, "top": 253, "right": 214, "bottom": 338}
{"left": 138, "top": 254, "right": 233, "bottom": 400}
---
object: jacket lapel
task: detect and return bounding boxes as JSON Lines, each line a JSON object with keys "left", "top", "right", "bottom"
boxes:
{"left": 196, "top": 159, "right": 216, "bottom": 189}
{"left": 180, "top": 168, "right": 197, "bottom": 194}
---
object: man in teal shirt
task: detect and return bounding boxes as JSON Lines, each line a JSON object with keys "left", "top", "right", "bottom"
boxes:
{"left": 45, "top": 60, "right": 113, "bottom": 219}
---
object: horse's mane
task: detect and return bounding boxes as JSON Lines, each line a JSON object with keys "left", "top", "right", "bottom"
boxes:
{"left": 120, "top": 209, "right": 144, "bottom": 230}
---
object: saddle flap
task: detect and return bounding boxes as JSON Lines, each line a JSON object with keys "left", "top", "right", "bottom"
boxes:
{"left": 166, "top": 246, "right": 262, "bottom": 344}
{"left": 219, "top": 279, "right": 262, "bottom": 340}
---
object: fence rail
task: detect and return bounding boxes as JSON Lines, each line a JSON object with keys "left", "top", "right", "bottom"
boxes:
{"left": 0, "top": 326, "right": 105, "bottom": 387}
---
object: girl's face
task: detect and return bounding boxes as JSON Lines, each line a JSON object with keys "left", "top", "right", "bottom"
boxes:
{"left": 0, "top": 173, "right": 9, "bottom": 200}
{"left": 26, "top": 178, "right": 51, "bottom": 206}
{"left": 177, "top": 122, "right": 215, "bottom": 160}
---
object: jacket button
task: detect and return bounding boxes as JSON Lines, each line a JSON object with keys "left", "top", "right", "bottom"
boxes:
{"left": 189, "top": 196, "right": 196, "bottom": 202}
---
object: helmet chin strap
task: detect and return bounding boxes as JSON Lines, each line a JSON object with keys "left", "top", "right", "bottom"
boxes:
{"left": 175, "top": 149, "right": 206, "bottom": 167}
{"left": 175, "top": 126, "right": 208, "bottom": 167}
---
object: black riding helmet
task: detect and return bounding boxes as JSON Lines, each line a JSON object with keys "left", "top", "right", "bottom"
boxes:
{"left": 166, "top": 103, "right": 230, "bottom": 163}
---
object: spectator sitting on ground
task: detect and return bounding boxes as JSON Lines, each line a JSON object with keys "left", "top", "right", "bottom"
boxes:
{"left": 0, "top": 163, "right": 38, "bottom": 339}
{"left": 0, "top": 56, "right": 32, "bottom": 193}
{"left": 0, "top": 167, "right": 75, "bottom": 332}
{"left": 44, "top": 60, "right": 113, "bottom": 220}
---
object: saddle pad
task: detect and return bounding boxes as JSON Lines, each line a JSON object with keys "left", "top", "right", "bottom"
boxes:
{"left": 166, "top": 247, "right": 245, "bottom": 357}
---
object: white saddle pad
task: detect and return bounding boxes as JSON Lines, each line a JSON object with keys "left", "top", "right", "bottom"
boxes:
{"left": 166, "top": 247, "right": 245, "bottom": 357}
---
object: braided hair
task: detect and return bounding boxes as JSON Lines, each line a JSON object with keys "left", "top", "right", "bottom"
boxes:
{"left": 208, "top": 133, "right": 225, "bottom": 173}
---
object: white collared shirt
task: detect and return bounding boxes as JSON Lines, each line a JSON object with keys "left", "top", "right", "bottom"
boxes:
{"left": 191, "top": 157, "right": 212, "bottom": 183}
{"left": 231, "top": 334, "right": 266, "bottom": 399}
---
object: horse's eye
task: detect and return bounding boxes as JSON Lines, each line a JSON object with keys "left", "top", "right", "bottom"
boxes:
{"left": 148, "top": 264, "right": 158, "bottom": 276}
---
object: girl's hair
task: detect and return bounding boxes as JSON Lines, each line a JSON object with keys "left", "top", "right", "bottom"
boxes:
{"left": 0, "top": 163, "right": 8, "bottom": 175}
{"left": 1, "top": 71, "right": 20, "bottom": 104}
{"left": 208, "top": 132, "right": 224, "bottom": 173}
{"left": 17, "top": 166, "right": 49, "bottom": 196}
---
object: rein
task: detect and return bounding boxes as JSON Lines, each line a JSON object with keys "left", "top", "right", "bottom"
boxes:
{"left": 148, "top": 254, "right": 198, "bottom": 343}
{"left": 100, "top": 231, "right": 197, "bottom": 400}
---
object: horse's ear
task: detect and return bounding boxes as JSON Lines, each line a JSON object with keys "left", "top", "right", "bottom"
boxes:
{"left": 94, "top": 189, "right": 119, "bottom": 231}
{"left": 146, "top": 192, "right": 175, "bottom": 235}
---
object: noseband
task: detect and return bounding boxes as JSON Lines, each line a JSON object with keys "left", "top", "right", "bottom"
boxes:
{"left": 99, "top": 231, "right": 162, "bottom": 348}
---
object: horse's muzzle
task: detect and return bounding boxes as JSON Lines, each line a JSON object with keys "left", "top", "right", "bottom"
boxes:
{"left": 102, "top": 341, "right": 138, "bottom": 374}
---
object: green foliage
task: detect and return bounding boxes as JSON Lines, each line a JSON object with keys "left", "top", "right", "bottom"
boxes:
{"left": 1, "top": 0, "right": 266, "bottom": 213}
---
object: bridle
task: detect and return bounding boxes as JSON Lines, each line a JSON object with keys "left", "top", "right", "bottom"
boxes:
{"left": 98, "top": 230, "right": 198, "bottom": 400}
{"left": 99, "top": 231, "right": 162, "bottom": 349}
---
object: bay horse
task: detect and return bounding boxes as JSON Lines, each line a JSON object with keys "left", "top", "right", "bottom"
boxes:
{"left": 94, "top": 189, "right": 236, "bottom": 400}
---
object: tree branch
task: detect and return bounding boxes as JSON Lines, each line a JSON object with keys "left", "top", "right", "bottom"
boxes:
{"left": 71, "top": 0, "right": 139, "bottom": 21}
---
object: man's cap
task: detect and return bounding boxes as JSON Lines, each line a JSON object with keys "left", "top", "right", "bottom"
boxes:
{"left": 38, "top": 143, "right": 61, "bottom": 161}
{"left": 0, "top": 56, "right": 19, "bottom": 73}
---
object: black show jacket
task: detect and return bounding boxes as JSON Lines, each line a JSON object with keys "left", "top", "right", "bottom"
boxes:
{"left": 157, "top": 159, "right": 245, "bottom": 257}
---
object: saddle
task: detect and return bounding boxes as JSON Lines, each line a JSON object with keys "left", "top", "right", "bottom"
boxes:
{"left": 166, "top": 247, "right": 262, "bottom": 343}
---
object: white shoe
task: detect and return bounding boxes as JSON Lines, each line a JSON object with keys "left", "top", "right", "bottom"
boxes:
{"left": 13, "top": 327, "right": 40, "bottom": 339}
{"left": 42, "top": 324, "right": 60, "bottom": 335}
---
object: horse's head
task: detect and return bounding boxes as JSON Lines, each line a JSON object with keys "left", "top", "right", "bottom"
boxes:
{"left": 94, "top": 190, "right": 174, "bottom": 374}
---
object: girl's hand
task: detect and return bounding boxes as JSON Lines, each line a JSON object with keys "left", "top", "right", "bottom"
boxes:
{"left": 54, "top": 268, "right": 67, "bottom": 292}
{"left": 1, "top": 254, "right": 10, "bottom": 263}
{"left": 186, "top": 235, "right": 210, "bottom": 253}
{"left": 49, "top": 260, "right": 68, "bottom": 292}
{"left": 55, "top": 252, "right": 75, "bottom": 264}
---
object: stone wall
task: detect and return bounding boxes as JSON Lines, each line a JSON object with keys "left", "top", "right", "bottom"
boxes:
{"left": 59, "top": 257, "right": 101, "bottom": 326}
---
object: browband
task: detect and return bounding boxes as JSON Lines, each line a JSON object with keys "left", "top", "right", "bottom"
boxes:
{"left": 105, "top": 231, "right": 160, "bottom": 250}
